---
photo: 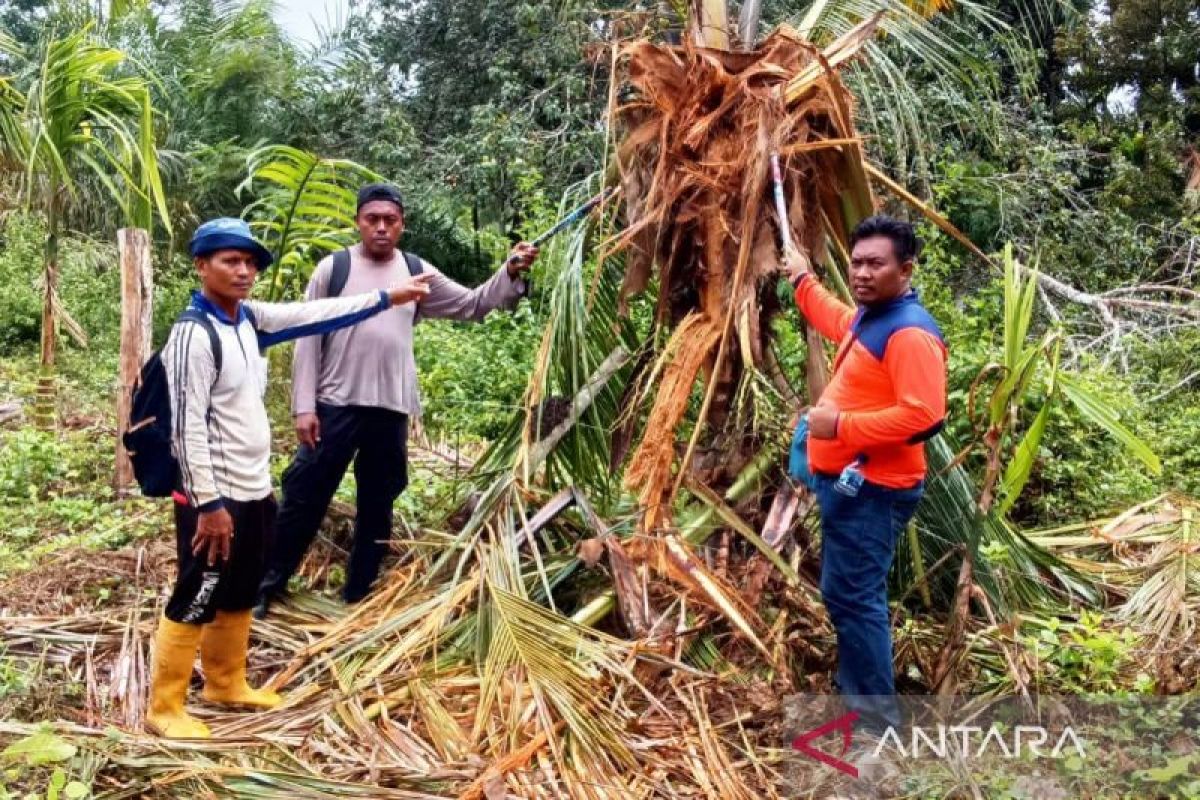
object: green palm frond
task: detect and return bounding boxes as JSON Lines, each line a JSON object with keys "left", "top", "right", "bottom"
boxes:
{"left": 167, "top": 0, "right": 284, "bottom": 46}
{"left": 0, "top": 75, "right": 25, "bottom": 168}
{"left": 1002, "top": 253, "right": 1156, "bottom": 511}
{"left": 519, "top": 182, "right": 638, "bottom": 502}
{"left": 997, "top": 397, "right": 1053, "bottom": 516}
{"left": 18, "top": 26, "right": 169, "bottom": 230}
{"left": 457, "top": 177, "right": 637, "bottom": 510}
{"left": 108, "top": 0, "right": 152, "bottom": 23}
{"left": 996, "top": 334, "right": 1060, "bottom": 516}
{"left": 1058, "top": 373, "right": 1161, "bottom": 474}
{"left": 2, "top": 24, "right": 170, "bottom": 424}
{"left": 237, "top": 144, "right": 382, "bottom": 300}
{"left": 897, "top": 433, "right": 1097, "bottom": 612}
{"left": 0, "top": 30, "right": 25, "bottom": 154}
{"left": 477, "top": 543, "right": 639, "bottom": 773}
{"left": 1002, "top": 244, "right": 1039, "bottom": 376}
{"left": 789, "top": 0, "right": 1049, "bottom": 173}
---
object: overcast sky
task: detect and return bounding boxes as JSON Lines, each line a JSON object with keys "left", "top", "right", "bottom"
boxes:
{"left": 274, "top": 0, "right": 350, "bottom": 45}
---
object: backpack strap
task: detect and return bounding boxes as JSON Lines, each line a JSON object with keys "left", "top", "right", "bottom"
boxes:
{"left": 327, "top": 248, "right": 352, "bottom": 298}
{"left": 242, "top": 304, "right": 258, "bottom": 329}
{"left": 402, "top": 251, "right": 423, "bottom": 277}
{"left": 177, "top": 308, "right": 222, "bottom": 376}
{"left": 403, "top": 251, "right": 425, "bottom": 323}
{"left": 329, "top": 249, "right": 420, "bottom": 296}
{"left": 319, "top": 249, "right": 355, "bottom": 352}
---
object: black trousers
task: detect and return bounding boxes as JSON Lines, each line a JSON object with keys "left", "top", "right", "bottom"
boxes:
{"left": 166, "top": 494, "right": 277, "bottom": 624}
{"left": 259, "top": 403, "right": 409, "bottom": 603}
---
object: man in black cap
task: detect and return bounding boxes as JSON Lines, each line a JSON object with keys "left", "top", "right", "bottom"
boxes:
{"left": 254, "top": 184, "right": 538, "bottom": 614}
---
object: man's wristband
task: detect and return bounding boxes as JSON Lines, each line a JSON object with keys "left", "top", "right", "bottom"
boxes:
{"left": 196, "top": 497, "right": 225, "bottom": 513}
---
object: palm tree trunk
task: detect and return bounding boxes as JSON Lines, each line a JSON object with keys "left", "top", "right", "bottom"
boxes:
{"left": 691, "top": 0, "right": 731, "bottom": 49}
{"left": 737, "top": 0, "right": 764, "bottom": 49}
{"left": 35, "top": 195, "right": 60, "bottom": 429}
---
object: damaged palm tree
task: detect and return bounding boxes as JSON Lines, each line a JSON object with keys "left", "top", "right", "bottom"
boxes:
{"left": 615, "top": 23, "right": 884, "bottom": 530}
{"left": 605, "top": 11, "right": 1114, "bottom": 712}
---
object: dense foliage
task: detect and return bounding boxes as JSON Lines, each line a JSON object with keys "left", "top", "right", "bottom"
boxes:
{"left": 0, "top": 0, "right": 1196, "bottom": 519}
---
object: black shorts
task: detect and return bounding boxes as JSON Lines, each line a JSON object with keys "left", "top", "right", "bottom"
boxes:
{"left": 165, "top": 494, "right": 276, "bottom": 624}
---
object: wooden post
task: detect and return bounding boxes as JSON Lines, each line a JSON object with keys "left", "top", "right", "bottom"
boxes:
{"left": 691, "top": 0, "right": 731, "bottom": 49}
{"left": 115, "top": 228, "right": 153, "bottom": 495}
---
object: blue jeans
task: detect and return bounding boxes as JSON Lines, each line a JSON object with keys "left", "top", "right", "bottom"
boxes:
{"left": 814, "top": 474, "right": 923, "bottom": 733}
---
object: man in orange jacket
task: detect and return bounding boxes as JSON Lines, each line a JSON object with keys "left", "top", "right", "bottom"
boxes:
{"left": 786, "top": 215, "right": 947, "bottom": 733}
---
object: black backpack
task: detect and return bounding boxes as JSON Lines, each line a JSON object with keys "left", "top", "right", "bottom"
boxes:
{"left": 123, "top": 306, "right": 245, "bottom": 498}
{"left": 322, "top": 248, "right": 423, "bottom": 348}
{"left": 327, "top": 248, "right": 423, "bottom": 297}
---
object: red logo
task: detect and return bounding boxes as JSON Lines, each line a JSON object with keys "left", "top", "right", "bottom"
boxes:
{"left": 791, "top": 710, "right": 860, "bottom": 777}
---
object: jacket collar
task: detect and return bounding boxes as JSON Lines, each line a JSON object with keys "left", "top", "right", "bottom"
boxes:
{"left": 190, "top": 289, "right": 248, "bottom": 325}
{"left": 862, "top": 288, "right": 919, "bottom": 315}
{"left": 850, "top": 289, "right": 921, "bottom": 332}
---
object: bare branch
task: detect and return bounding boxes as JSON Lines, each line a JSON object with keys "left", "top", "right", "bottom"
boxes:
{"left": 1147, "top": 370, "right": 1200, "bottom": 404}
{"left": 1023, "top": 260, "right": 1199, "bottom": 373}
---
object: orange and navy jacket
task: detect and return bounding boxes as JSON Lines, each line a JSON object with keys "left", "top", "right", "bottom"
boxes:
{"left": 794, "top": 274, "right": 948, "bottom": 489}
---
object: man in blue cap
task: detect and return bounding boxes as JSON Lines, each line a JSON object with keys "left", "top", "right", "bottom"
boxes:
{"left": 146, "top": 217, "right": 432, "bottom": 739}
{"left": 253, "top": 184, "right": 538, "bottom": 614}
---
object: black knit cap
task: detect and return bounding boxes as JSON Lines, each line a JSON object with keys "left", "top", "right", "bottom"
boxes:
{"left": 356, "top": 183, "right": 404, "bottom": 214}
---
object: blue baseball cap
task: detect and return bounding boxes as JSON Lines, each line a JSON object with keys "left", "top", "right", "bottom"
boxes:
{"left": 188, "top": 217, "right": 274, "bottom": 269}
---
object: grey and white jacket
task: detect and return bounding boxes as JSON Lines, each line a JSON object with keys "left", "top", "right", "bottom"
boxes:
{"left": 162, "top": 289, "right": 391, "bottom": 510}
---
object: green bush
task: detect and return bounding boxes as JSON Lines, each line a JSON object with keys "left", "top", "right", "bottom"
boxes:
{"left": 415, "top": 302, "right": 542, "bottom": 441}
{"left": 0, "top": 213, "right": 45, "bottom": 351}
{"left": 0, "top": 423, "right": 113, "bottom": 504}
{"left": 0, "top": 213, "right": 123, "bottom": 355}
{"left": 0, "top": 429, "right": 69, "bottom": 503}
{"left": 1018, "top": 612, "right": 1145, "bottom": 694}
{"left": 152, "top": 257, "right": 201, "bottom": 345}
{"left": 0, "top": 212, "right": 198, "bottom": 358}
{"left": 1149, "top": 401, "right": 1200, "bottom": 497}
{"left": 1015, "top": 369, "right": 1158, "bottom": 523}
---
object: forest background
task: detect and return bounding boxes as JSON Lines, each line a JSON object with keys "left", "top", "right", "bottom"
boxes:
{"left": 1, "top": 0, "right": 1196, "bottom": 532}
{"left": 0, "top": 0, "right": 1197, "bottom": 795}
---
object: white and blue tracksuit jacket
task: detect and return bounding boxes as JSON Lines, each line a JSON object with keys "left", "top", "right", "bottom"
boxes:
{"left": 161, "top": 289, "right": 390, "bottom": 511}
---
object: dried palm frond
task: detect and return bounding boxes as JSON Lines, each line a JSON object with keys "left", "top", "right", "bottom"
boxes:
{"left": 1031, "top": 496, "right": 1200, "bottom": 645}
{"left": 613, "top": 24, "right": 881, "bottom": 526}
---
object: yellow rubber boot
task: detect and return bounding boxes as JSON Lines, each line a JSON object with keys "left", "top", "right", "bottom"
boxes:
{"left": 199, "top": 609, "right": 282, "bottom": 709}
{"left": 146, "top": 617, "right": 211, "bottom": 739}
